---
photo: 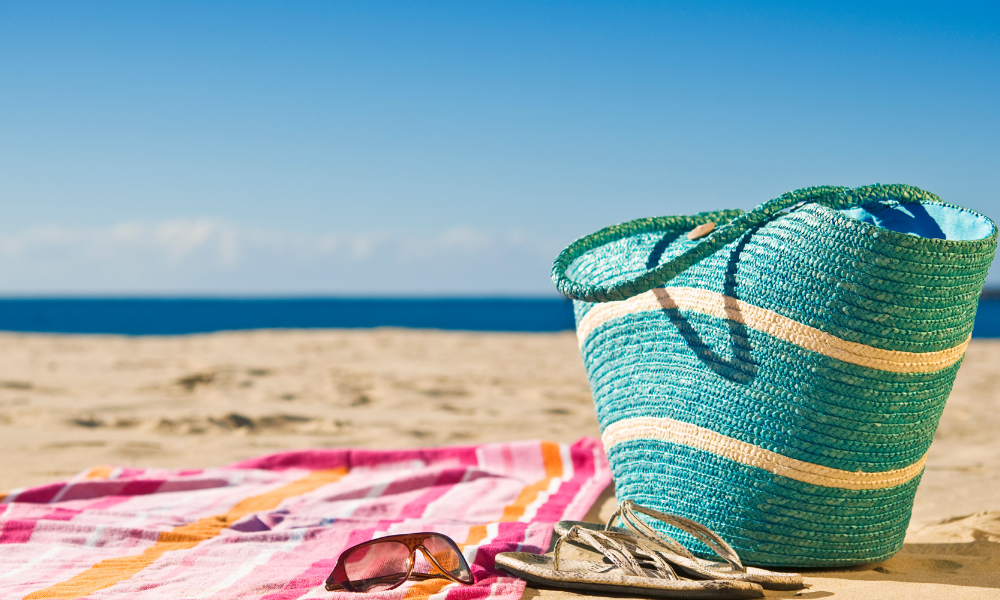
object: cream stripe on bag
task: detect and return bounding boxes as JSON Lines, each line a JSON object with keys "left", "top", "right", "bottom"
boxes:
{"left": 602, "top": 416, "right": 927, "bottom": 491}
{"left": 577, "top": 286, "right": 969, "bottom": 374}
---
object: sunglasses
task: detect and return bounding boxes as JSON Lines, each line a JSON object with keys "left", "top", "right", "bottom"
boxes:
{"left": 325, "top": 532, "right": 475, "bottom": 592}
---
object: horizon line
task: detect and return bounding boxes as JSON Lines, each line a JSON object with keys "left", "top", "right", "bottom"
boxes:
{"left": 0, "top": 289, "right": 996, "bottom": 300}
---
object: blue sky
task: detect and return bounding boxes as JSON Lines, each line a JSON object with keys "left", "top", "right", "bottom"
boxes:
{"left": 1, "top": 1, "right": 997, "bottom": 295}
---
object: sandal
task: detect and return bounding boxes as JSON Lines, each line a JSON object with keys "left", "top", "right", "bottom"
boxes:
{"left": 496, "top": 524, "right": 764, "bottom": 598}
{"left": 554, "top": 500, "right": 804, "bottom": 591}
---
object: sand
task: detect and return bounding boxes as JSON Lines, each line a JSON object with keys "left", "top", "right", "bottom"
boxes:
{"left": 1, "top": 329, "right": 998, "bottom": 598}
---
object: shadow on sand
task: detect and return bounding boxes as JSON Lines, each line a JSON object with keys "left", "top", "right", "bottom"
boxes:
{"left": 523, "top": 538, "right": 1000, "bottom": 600}
{"left": 530, "top": 493, "right": 1000, "bottom": 598}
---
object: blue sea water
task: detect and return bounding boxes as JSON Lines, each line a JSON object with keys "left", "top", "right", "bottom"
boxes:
{"left": 973, "top": 299, "right": 1000, "bottom": 338}
{"left": 0, "top": 298, "right": 577, "bottom": 335}
{"left": 0, "top": 297, "right": 996, "bottom": 337}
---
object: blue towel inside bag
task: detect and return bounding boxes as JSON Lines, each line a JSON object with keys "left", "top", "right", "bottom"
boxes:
{"left": 839, "top": 201, "right": 993, "bottom": 241}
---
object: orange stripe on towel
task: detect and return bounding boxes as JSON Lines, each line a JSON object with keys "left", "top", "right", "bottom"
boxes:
{"left": 405, "top": 443, "right": 565, "bottom": 600}
{"left": 391, "top": 443, "right": 566, "bottom": 600}
{"left": 403, "top": 578, "right": 454, "bottom": 600}
{"left": 464, "top": 523, "right": 489, "bottom": 546}
{"left": 84, "top": 466, "right": 116, "bottom": 480}
{"left": 453, "top": 441, "right": 568, "bottom": 550}
{"left": 499, "top": 440, "right": 562, "bottom": 523}
{"left": 24, "top": 468, "right": 348, "bottom": 600}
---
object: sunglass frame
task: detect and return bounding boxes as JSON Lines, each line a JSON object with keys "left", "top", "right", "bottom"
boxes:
{"left": 326, "top": 532, "right": 474, "bottom": 592}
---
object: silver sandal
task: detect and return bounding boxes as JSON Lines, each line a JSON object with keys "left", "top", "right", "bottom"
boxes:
{"left": 554, "top": 500, "right": 805, "bottom": 591}
{"left": 496, "top": 524, "right": 764, "bottom": 598}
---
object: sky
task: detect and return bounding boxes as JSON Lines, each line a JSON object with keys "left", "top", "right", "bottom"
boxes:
{"left": 1, "top": 1, "right": 998, "bottom": 296}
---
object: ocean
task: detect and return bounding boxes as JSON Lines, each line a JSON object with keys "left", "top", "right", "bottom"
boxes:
{"left": 0, "top": 297, "right": 997, "bottom": 337}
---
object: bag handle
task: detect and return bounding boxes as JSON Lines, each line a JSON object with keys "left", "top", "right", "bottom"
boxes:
{"left": 551, "top": 184, "right": 941, "bottom": 303}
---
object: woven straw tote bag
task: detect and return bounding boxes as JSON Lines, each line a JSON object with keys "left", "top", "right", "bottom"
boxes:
{"left": 552, "top": 184, "right": 997, "bottom": 567}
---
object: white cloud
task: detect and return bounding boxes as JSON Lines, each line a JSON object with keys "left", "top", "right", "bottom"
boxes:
{"left": 0, "top": 220, "right": 564, "bottom": 295}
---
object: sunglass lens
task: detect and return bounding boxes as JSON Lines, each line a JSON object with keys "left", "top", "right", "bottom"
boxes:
{"left": 343, "top": 541, "right": 412, "bottom": 592}
{"left": 416, "top": 535, "right": 473, "bottom": 584}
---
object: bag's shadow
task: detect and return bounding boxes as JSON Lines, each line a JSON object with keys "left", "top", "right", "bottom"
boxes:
{"left": 766, "top": 512, "right": 1000, "bottom": 594}
{"left": 646, "top": 229, "right": 758, "bottom": 385}
{"left": 761, "top": 540, "right": 1000, "bottom": 597}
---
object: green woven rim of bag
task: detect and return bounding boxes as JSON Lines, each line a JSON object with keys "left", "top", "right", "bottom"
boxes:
{"left": 553, "top": 184, "right": 997, "bottom": 566}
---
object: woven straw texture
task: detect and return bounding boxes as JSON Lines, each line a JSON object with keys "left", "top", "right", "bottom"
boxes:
{"left": 552, "top": 184, "right": 998, "bottom": 567}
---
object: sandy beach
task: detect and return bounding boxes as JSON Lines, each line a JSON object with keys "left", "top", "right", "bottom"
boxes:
{"left": 1, "top": 329, "right": 998, "bottom": 599}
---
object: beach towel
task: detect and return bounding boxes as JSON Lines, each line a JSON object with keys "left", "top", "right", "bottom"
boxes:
{"left": 0, "top": 438, "right": 610, "bottom": 600}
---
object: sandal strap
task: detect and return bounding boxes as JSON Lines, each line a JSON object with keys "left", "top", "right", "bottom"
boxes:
{"left": 604, "top": 531, "right": 680, "bottom": 580}
{"left": 610, "top": 501, "right": 746, "bottom": 573}
{"left": 553, "top": 525, "right": 677, "bottom": 580}
{"left": 554, "top": 526, "right": 643, "bottom": 577}
{"left": 607, "top": 504, "right": 695, "bottom": 560}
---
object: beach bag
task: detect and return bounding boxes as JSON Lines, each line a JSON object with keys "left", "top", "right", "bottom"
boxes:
{"left": 552, "top": 184, "right": 997, "bottom": 567}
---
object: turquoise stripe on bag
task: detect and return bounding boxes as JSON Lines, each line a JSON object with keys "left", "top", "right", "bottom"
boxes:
{"left": 584, "top": 311, "right": 956, "bottom": 472}
{"left": 608, "top": 441, "right": 922, "bottom": 566}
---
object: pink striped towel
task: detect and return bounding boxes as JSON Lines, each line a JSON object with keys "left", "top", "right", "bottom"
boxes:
{"left": 0, "top": 438, "right": 610, "bottom": 600}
